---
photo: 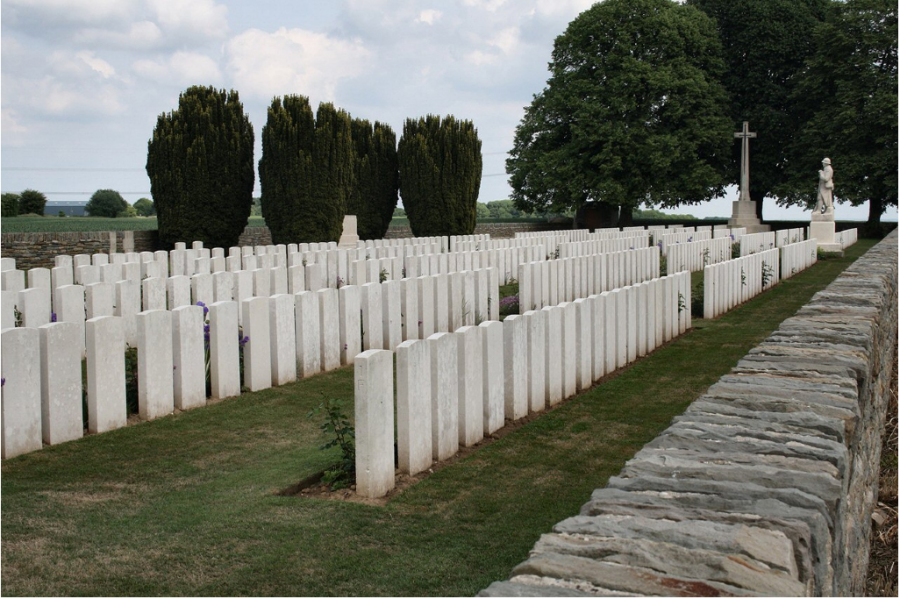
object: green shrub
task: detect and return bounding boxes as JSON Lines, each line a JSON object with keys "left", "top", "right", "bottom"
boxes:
{"left": 348, "top": 119, "right": 399, "bottom": 240}
{"left": 18, "top": 189, "right": 47, "bottom": 216}
{"left": 133, "top": 197, "right": 155, "bottom": 216}
{"left": 1, "top": 193, "right": 20, "bottom": 217}
{"left": 147, "top": 85, "right": 254, "bottom": 249}
{"left": 398, "top": 114, "right": 482, "bottom": 237}
{"left": 86, "top": 189, "right": 128, "bottom": 218}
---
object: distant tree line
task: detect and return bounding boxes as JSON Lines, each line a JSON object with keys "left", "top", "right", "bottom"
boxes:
{"left": 145, "top": 86, "right": 482, "bottom": 248}
{"left": 2, "top": 188, "right": 155, "bottom": 218}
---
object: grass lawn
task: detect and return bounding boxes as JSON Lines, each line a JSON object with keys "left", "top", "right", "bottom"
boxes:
{"left": 0, "top": 240, "right": 876, "bottom": 596}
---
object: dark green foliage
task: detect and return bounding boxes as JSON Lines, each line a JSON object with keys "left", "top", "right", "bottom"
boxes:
{"left": 348, "top": 119, "right": 399, "bottom": 239}
{"left": 18, "top": 189, "right": 47, "bottom": 216}
{"left": 133, "top": 197, "right": 155, "bottom": 216}
{"left": 1, "top": 193, "right": 19, "bottom": 217}
{"left": 398, "top": 114, "right": 482, "bottom": 237}
{"left": 777, "top": 0, "right": 897, "bottom": 228}
{"left": 146, "top": 86, "right": 254, "bottom": 249}
{"left": 688, "top": 0, "right": 829, "bottom": 219}
{"left": 259, "top": 96, "right": 353, "bottom": 243}
{"left": 85, "top": 189, "right": 128, "bottom": 218}
{"left": 307, "top": 399, "right": 355, "bottom": 490}
{"left": 507, "top": 0, "right": 732, "bottom": 219}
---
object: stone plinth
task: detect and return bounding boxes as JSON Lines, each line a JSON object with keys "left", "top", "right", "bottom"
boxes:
{"left": 338, "top": 215, "right": 360, "bottom": 249}
{"left": 810, "top": 212, "right": 843, "bottom": 254}
{"left": 728, "top": 200, "right": 771, "bottom": 233}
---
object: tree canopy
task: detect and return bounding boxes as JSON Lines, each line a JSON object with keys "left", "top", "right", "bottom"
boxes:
{"left": 687, "top": 0, "right": 830, "bottom": 220}
{"left": 86, "top": 189, "right": 128, "bottom": 218}
{"left": 506, "top": 0, "right": 732, "bottom": 222}
{"left": 259, "top": 96, "right": 353, "bottom": 243}
{"left": 398, "top": 115, "right": 482, "bottom": 237}
{"left": 777, "top": 0, "right": 897, "bottom": 228}
{"left": 348, "top": 119, "right": 399, "bottom": 240}
{"left": 18, "top": 189, "right": 47, "bottom": 216}
{"left": 146, "top": 86, "right": 254, "bottom": 249}
{"left": 133, "top": 197, "right": 156, "bottom": 217}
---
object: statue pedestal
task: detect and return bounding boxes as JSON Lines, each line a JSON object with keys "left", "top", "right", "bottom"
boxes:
{"left": 728, "top": 201, "right": 770, "bottom": 233}
{"left": 810, "top": 212, "right": 842, "bottom": 254}
{"left": 338, "top": 215, "right": 360, "bottom": 249}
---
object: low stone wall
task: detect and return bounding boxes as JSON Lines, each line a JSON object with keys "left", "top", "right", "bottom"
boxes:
{"left": 0, "top": 230, "right": 158, "bottom": 270}
{"left": 481, "top": 231, "right": 898, "bottom": 597}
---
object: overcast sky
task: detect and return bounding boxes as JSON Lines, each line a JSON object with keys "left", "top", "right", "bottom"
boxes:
{"left": 1, "top": 0, "right": 892, "bottom": 222}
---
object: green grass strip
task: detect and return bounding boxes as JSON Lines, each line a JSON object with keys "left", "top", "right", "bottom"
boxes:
{"left": 0, "top": 240, "right": 875, "bottom": 596}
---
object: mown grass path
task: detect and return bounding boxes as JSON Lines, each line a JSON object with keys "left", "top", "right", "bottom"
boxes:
{"left": 0, "top": 240, "right": 875, "bottom": 596}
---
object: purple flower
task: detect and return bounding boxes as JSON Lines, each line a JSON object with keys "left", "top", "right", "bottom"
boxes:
{"left": 1, "top": 377, "right": 4, "bottom": 387}
{"left": 196, "top": 301, "right": 209, "bottom": 317}
{"left": 239, "top": 335, "right": 250, "bottom": 347}
{"left": 499, "top": 295, "right": 519, "bottom": 309}
{"left": 51, "top": 312, "right": 57, "bottom": 323}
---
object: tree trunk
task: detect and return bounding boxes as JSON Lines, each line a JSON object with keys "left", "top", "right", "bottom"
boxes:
{"left": 865, "top": 197, "right": 884, "bottom": 238}
{"left": 618, "top": 205, "right": 634, "bottom": 227}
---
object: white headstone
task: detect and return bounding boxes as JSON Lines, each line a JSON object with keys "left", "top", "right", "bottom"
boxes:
{"left": 396, "top": 339, "right": 433, "bottom": 475}
{"left": 208, "top": 301, "right": 241, "bottom": 399}
{"left": 295, "top": 291, "right": 322, "bottom": 377}
{"left": 1, "top": 327, "right": 43, "bottom": 457}
{"left": 85, "top": 316, "right": 127, "bottom": 433}
{"left": 136, "top": 310, "right": 175, "bottom": 420}
{"left": 354, "top": 349, "right": 395, "bottom": 498}
{"left": 269, "top": 294, "right": 297, "bottom": 386}
{"left": 428, "top": 332, "right": 459, "bottom": 461}
{"left": 171, "top": 305, "right": 207, "bottom": 411}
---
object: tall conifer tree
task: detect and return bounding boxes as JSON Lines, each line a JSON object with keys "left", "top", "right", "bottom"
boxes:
{"left": 146, "top": 86, "right": 254, "bottom": 248}
{"left": 348, "top": 119, "right": 399, "bottom": 240}
{"left": 398, "top": 115, "right": 482, "bottom": 237}
{"left": 260, "top": 97, "right": 353, "bottom": 243}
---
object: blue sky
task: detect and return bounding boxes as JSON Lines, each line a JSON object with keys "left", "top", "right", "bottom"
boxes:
{"left": 2, "top": 0, "right": 892, "bottom": 222}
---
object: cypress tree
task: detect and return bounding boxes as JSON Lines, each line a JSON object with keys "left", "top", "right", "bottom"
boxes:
{"left": 348, "top": 119, "right": 399, "bottom": 240}
{"left": 259, "top": 97, "right": 353, "bottom": 243}
{"left": 398, "top": 115, "right": 482, "bottom": 237}
{"left": 146, "top": 86, "right": 254, "bottom": 249}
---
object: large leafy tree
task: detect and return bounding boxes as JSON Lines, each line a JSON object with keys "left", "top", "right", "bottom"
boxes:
{"left": 146, "top": 86, "right": 254, "bottom": 249}
{"left": 398, "top": 115, "right": 482, "bottom": 237}
{"left": 778, "top": 0, "right": 897, "bottom": 230}
{"left": 85, "top": 189, "right": 128, "bottom": 217}
{"left": 348, "top": 119, "right": 399, "bottom": 240}
{"left": 688, "top": 0, "right": 830, "bottom": 221}
{"left": 507, "top": 0, "right": 731, "bottom": 225}
{"left": 259, "top": 97, "right": 353, "bottom": 243}
{"left": 18, "top": 189, "right": 47, "bottom": 216}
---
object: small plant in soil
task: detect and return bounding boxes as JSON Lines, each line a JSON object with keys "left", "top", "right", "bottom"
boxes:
{"left": 308, "top": 399, "right": 356, "bottom": 490}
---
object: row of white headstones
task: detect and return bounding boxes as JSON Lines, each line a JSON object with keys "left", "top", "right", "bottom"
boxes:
{"left": 2, "top": 225, "right": 827, "bottom": 462}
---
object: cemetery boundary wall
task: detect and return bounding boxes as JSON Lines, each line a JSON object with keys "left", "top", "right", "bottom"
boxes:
{"left": 481, "top": 230, "right": 898, "bottom": 597}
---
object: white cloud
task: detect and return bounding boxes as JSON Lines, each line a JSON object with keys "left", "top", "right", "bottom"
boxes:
{"left": 416, "top": 10, "right": 442, "bottom": 25}
{"left": 73, "top": 21, "right": 164, "bottom": 50}
{"left": 133, "top": 52, "right": 222, "bottom": 85}
{"left": 225, "top": 27, "right": 370, "bottom": 102}
{"left": 147, "top": 0, "right": 229, "bottom": 42}
{"left": 76, "top": 51, "right": 116, "bottom": 78}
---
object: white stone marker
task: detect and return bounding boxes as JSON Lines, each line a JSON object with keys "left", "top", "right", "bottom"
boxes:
{"left": 115, "top": 279, "right": 141, "bottom": 346}
{"left": 85, "top": 282, "right": 115, "bottom": 319}
{"left": 397, "top": 339, "right": 433, "bottom": 475}
{"left": 2, "top": 327, "right": 43, "bottom": 458}
{"left": 456, "top": 325, "right": 485, "bottom": 447}
{"left": 136, "top": 309, "right": 175, "bottom": 420}
{"left": 635, "top": 283, "right": 648, "bottom": 357}
{"left": 51, "top": 266, "right": 74, "bottom": 292}
{"left": 295, "top": 291, "right": 322, "bottom": 377}
{"left": 625, "top": 285, "right": 638, "bottom": 363}
{"left": 252, "top": 269, "right": 271, "bottom": 300}
{"left": 0, "top": 257, "right": 15, "bottom": 271}
{"left": 360, "top": 282, "right": 384, "bottom": 351}
{"left": 1, "top": 290, "right": 15, "bottom": 329}
{"left": 574, "top": 298, "right": 592, "bottom": 392}
{"left": 38, "top": 322, "right": 83, "bottom": 445}
{"left": 611, "top": 289, "right": 627, "bottom": 368}
{"left": 172, "top": 305, "right": 206, "bottom": 411}
{"left": 479, "top": 320, "right": 505, "bottom": 435}
{"left": 448, "top": 272, "right": 465, "bottom": 331}
{"left": 142, "top": 277, "right": 166, "bottom": 311}
{"left": 305, "top": 263, "right": 323, "bottom": 292}
{"left": 428, "top": 332, "right": 459, "bottom": 461}
{"left": 591, "top": 295, "right": 606, "bottom": 381}
{"left": 269, "top": 294, "right": 297, "bottom": 386}
{"left": 288, "top": 264, "right": 306, "bottom": 294}
{"left": 270, "top": 266, "right": 288, "bottom": 295}
{"left": 241, "top": 297, "right": 272, "bottom": 392}
{"left": 85, "top": 316, "right": 127, "bottom": 434}
{"left": 542, "top": 306, "right": 563, "bottom": 406}
{"left": 213, "top": 271, "right": 234, "bottom": 302}
{"left": 318, "top": 288, "right": 341, "bottom": 372}
{"left": 474, "top": 269, "right": 489, "bottom": 324}
{"left": 523, "top": 310, "right": 547, "bottom": 413}
{"left": 518, "top": 263, "right": 533, "bottom": 315}
{"left": 354, "top": 349, "right": 395, "bottom": 498}
{"left": 560, "top": 302, "right": 577, "bottom": 399}
{"left": 463, "top": 270, "right": 476, "bottom": 326}
{"left": 432, "top": 274, "right": 449, "bottom": 334}
{"left": 400, "top": 278, "right": 419, "bottom": 342}
{"left": 208, "top": 301, "right": 241, "bottom": 400}
{"left": 18, "top": 287, "right": 51, "bottom": 327}
{"left": 339, "top": 285, "right": 362, "bottom": 366}
{"left": 417, "top": 276, "right": 435, "bottom": 339}
{"left": 382, "top": 280, "right": 403, "bottom": 350}
{"left": 167, "top": 275, "right": 191, "bottom": 309}
{"left": 503, "top": 314, "right": 528, "bottom": 420}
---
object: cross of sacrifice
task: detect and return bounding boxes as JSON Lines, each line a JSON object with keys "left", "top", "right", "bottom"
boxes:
{"left": 734, "top": 121, "right": 756, "bottom": 202}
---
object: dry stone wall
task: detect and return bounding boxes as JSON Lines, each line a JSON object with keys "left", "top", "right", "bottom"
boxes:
{"left": 481, "top": 230, "right": 898, "bottom": 597}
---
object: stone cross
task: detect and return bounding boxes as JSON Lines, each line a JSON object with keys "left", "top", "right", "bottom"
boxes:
{"left": 734, "top": 121, "right": 757, "bottom": 202}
